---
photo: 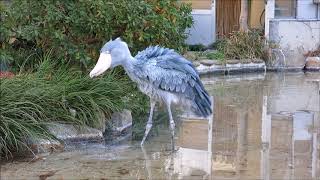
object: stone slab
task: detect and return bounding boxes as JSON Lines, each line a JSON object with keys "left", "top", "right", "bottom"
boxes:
{"left": 46, "top": 123, "right": 103, "bottom": 142}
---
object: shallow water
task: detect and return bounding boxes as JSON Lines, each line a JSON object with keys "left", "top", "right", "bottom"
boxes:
{"left": 1, "top": 72, "right": 320, "bottom": 179}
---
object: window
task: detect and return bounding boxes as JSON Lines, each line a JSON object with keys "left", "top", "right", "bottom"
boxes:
{"left": 275, "top": 0, "right": 297, "bottom": 18}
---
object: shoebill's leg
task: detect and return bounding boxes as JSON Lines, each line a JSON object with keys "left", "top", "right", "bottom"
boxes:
{"left": 141, "top": 146, "right": 152, "bottom": 179}
{"left": 166, "top": 102, "right": 175, "bottom": 150}
{"left": 141, "top": 99, "right": 156, "bottom": 146}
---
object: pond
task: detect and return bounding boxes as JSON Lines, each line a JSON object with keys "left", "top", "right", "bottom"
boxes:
{"left": 1, "top": 72, "right": 319, "bottom": 179}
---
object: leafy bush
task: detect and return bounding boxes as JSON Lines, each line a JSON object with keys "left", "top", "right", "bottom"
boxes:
{"left": 0, "top": 55, "right": 146, "bottom": 157}
{"left": 0, "top": 0, "right": 192, "bottom": 71}
{"left": 218, "top": 30, "right": 265, "bottom": 60}
{"left": 188, "top": 44, "right": 207, "bottom": 51}
{"left": 206, "top": 51, "right": 225, "bottom": 61}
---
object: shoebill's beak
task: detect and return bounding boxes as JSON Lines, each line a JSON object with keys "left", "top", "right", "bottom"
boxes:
{"left": 89, "top": 52, "right": 112, "bottom": 78}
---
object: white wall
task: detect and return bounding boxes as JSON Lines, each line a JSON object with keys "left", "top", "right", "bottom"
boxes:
{"left": 269, "top": 20, "right": 320, "bottom": 68}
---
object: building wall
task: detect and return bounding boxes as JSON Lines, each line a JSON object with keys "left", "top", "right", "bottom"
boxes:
{"left": 269, "top": 20, "right": 320, "bottom": 68}
{"left": 181, "top": 0, "right": 211, "bottom": 9}
{"left": 249, "top": 0, "right": 265, "bottom": 28}
{"left": 319, "top": 5, "right": 320, "bottom": 19}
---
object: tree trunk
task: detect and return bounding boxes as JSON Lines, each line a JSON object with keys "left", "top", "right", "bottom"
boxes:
{"left": 239, "top": 0, "right": 249, "bottom": 32}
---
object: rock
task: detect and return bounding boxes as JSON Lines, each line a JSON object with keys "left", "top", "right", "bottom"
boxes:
{"left": 212, "top": 60, "right": 224, "bottom": 65}
{"left": 200, "top": 59, "right": 222, "bottom": 66}
{"left": 110, "top": 109, "right": 133, "bottom": 135}
{"left": 226, "top": 59, "right": 240, "bottom": 64}
{"left": 252, "top": 58, "right": 265, "bottom": 63}
{"left": 305, "top": 56, "right": 320, "bottom": 70}
{"left": 226, "top": 59, "right": 241, "bottom": 71}
{"left": 28, "top": 138, "right": 64, "bottom": 154}
{"left": 183, "top": 51, "right": 198, "bottom": 61}
{"left": 46, "top": 123, "right": 103, "bottom": 142}
{"left": 192, "top": 61, "right": 201, "bottom": 67}
{"left": 241, "top": 61, "right": 266, "bottom": 70}
{"left": 200, "top": 59, "right": 215, "bottom": 66}
{"left": 241, "top": 59, "right": 252, "bottom": 64}
{"left": 196, "top": 64, "right": 226, "bottom": 75}
{"left": 39, "top": 170, "right": 59, "bottom": 180}
{"left": 204, "top": 49, "right": 218, "bottom": 54}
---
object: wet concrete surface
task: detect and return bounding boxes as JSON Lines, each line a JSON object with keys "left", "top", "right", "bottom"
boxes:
{"left": 1, "top": 72, "right": 319, "bottom": 179}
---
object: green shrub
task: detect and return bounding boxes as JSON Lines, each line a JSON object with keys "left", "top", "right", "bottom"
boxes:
{"left": 218, "top": 30, "right": 265, "bottom": 60}
{"left": 206, "top": 51, "right": 225, "bottom": 61}
{"left": 0, "top": 55, "right": 146, "bottom": 157}
{"left": 0, "top": 0, "right": 192, "bottom": 71}
{"left": 188, "top": 44, "right": 206, "bottom": 51}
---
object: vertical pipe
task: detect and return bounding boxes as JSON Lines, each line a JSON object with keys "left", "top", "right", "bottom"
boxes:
{"left": 212, "top": 0, "right": 216, "bottom": 43}
{"left": 265, "top": 0, "right": 275, "bottom": 39}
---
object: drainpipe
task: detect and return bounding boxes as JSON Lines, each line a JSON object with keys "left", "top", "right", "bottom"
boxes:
{"left": 264, "top": 0, "right": 275, "bottom": 40}
{"left": 212, "top": 0, "right": 216, "bottom": 43}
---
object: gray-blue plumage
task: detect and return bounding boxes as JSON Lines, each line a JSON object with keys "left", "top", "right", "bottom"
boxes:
{"left": 90, "top": 38, "right": 212, "bottom": 146}
{"left": 133, "top": 46, "right": 212, "bottom": 117}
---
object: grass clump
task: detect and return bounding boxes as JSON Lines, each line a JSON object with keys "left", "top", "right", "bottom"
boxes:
{"left": 217, "top": 30, "right": 265, "bottom": 61}
{"left": 206, "top": 51, "right": 225, "bottom": 61}
{"left": 188, "top": 44, "right": 207, "bottom": 51}
{"left": 0, "top": 57, "right": 144, "bottom": 157}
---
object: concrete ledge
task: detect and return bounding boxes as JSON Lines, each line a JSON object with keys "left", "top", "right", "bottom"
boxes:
{"left": 195, "top": 58, "right": 317, "bottom": 75}
{"left": 196, "top": 60, "right": 266, "bottom": 75}
{"left": 267, "top": 67, "right": 305, "bottom": 72}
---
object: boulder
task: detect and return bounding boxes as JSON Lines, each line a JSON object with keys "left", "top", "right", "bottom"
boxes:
{"left": 183, "top": 51, "right": 198, "bottom": 61}
{"left": 26, "top": 123, "right": 103, "bottom": 154}
{"left": 110, "top": 109, "right": 133, "bottom": 135}
{"left": 241, "top": 59, "right": 252, "bottom": 64}
{"left": 46, "top": 123, "right": 103, "bottom": 142}
{"left": 192, "top": 61, "right": 201, "bottom": 67}
{"left": 252, "top": 58, "right": 265, "bottom": 63}
{"left": 29, "top": 138, "right": 64, "bottom": 154}
{"left": 226, "top": 59, "right": 240, "bottom": 64}
{"left": 305, "top": 56, "right": 320, "bottom": 71}
{"left": 200, "top": 59, "right": 223, "bottom": 66}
